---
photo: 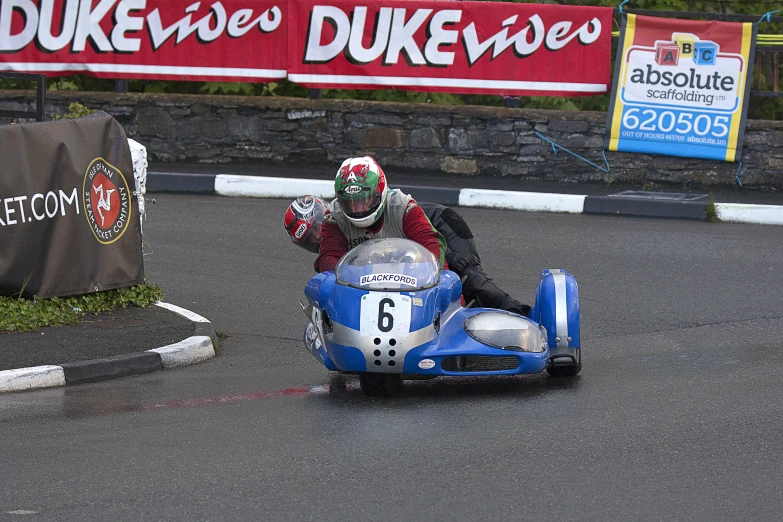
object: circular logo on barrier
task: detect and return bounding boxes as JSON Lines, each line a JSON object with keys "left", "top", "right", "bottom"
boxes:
{"left": 83, "top": 158, "right": 132, "bottom": 245}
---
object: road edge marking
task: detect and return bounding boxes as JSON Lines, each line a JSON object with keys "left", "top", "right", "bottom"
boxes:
{"left": 0, "top": 365, "right": 65, "bottom": 393}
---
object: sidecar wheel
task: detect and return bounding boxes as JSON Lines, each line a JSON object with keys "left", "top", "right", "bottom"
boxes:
{"left": 359, "top": 373, "right": 402, "bottom": 396}
{"left": 547, "top": 348, "right": 582, "bottom": 377}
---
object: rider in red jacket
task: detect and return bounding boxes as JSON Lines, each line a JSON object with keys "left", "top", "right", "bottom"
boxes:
{"left": 284, "top": 193, "right": 532, "bottom": 316}
{"left": 311, "top": 156, "right": 446, "bottom": 273}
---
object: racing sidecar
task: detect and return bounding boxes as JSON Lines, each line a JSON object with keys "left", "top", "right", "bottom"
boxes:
{"left": 302, "top": 238, "right": 580, "bottom": 396}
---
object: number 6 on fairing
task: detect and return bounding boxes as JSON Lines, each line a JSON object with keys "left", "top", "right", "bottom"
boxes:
{"left": 378, "top": 298, "right": 394, "bottom": 332}
{"left": 359, "top": 292, "right": 412, "bottom": 337}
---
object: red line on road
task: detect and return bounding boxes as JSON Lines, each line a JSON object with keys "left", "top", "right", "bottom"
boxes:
{"left": 144, "top": 383, "right": 356, "bottom": 410}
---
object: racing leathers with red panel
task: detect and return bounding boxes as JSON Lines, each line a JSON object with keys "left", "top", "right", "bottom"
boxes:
{"left": 315, "top": 189, "right": 447, "bottom": 273}
{"left": 284, "top": 194, "right": 531, "bottom": 316}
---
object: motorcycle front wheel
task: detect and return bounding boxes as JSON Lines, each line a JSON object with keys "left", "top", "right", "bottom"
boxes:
{"left": 359, "top": 373, "right": 403, "bottom": 396}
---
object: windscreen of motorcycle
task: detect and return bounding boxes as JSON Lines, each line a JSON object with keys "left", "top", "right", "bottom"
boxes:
{"left": 335, "top": 238, "right": 440, "bottom": 291}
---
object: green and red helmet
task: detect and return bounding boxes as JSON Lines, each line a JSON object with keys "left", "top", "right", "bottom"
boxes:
{"left": 334, "top": 156, "right": 389, "bottom": 228}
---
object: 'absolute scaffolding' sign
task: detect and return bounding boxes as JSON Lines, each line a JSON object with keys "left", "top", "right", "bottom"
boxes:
{"left": 605, "top": 14, "right": 757, "bottom": 162}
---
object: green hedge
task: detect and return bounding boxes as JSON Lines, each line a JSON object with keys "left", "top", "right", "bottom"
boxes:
{"left": 0, "top": 284, "right": 163, "bottom": 333}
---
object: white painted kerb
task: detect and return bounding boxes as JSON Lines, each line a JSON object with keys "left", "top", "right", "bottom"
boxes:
{"left": 149, "top": 336, "right": 215, "bottom": 369}
{"left": 156, "top": 302, "right": 210, "bottom": 323}
{"left": 0, "top": 366, "right": 65, "bottom": 393}
{"left": 215, "top": 175, "right": 334, "bottom": 199}
{"left": 459, "top": 189, "right": 586, "bottom": 213}
{"left": 715, "top": 203, "right": 783, "bottom": 226}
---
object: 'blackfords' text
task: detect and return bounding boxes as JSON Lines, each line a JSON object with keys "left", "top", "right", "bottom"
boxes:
{"left": 360, "top": 273, "right": 418, "bottom": 287}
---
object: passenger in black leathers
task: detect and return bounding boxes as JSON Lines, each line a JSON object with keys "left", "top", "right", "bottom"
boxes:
{"left": 417, "top": 202, "right": 531, "bottom": 316}
{"left": 285, "top": 196, "right": 531, "bottom": 316}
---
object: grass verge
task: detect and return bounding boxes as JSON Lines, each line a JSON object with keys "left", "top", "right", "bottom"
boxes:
{"left": 705, "top": 195, "right": 720, "bottom": 223}
{"left": 0, "top": 283, "right": 163, "bottom": 333}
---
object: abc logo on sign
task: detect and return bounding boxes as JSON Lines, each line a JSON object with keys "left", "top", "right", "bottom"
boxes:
{"left": 674, "top": 33, "right": 698, "bottom": 57}
{"left": 655, "top": 43, "right": 680, "bottom": 66}
{"left": 655, "top": 33, "right": 719, "bottom": 66}
{"left": 692, "top": 41, "right": 718, "bottom": 65}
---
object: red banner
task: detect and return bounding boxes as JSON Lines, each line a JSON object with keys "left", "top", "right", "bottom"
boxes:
{"left": 0, "top": 1, "right": 613, "bottom": 95}
{"left": 288, "top": 0, "right": 613, "bottom": 96}
{"left": 0, "top": 0, "right": 287, "bottom": 82}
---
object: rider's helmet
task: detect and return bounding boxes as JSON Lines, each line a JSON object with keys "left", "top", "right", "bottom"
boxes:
{"left": 284, "top": 196, "right": 327, "bottom": 253}
{"left": 334, "top": 156, "right": 388, "bottom": 228}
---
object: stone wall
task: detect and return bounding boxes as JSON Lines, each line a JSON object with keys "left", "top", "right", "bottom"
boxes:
{"left": 2, "top": 90, "right": 782, "bottom": 188}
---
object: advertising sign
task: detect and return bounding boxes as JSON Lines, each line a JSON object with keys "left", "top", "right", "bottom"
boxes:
{"left": 0, "top": 0, "right": 286, "bottom": 82}
{"left": 288, "top": 0, "right": 613, "bottom": 96}
{"left": 0, "top": 113, "right": 144, "bottom": 298}
{"left": 606, "top": 14, "right": 756, "bottom": 161}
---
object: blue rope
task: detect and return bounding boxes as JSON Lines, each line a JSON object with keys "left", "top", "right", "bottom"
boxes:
{"left": 758, "top": 10, "right": 780, "bottom": 23}
{"left": 618, "top": 0, "right": 629, "bottom": 15}
{"left": 735, "top": 161, "right": 743, "bottom": 188}
{"left": 535, "top": 132, "right": 611, "bottom": 174}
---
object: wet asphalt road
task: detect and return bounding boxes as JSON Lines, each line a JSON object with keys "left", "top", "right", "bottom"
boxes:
{"left": 1, "top": 194, "right": 782, "bottom": 521}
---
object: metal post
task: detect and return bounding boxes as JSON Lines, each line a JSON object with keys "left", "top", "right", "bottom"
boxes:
{"left": 115, "top": 79, "right": 129, "bottom": 93}
{"left": 309, "top": 89, "right": 322, "bottom": 100}
{"left": 755, "top": 56, "right": 762, "bottom": 89}
{"left": 35, "top": 74, "right": 46, "bottom": 122}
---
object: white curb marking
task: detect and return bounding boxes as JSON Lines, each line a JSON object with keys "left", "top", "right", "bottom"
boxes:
{"left": 215, "top": 175, "right": 334, "bottom": 199}
{"left": 149, "top": 336, "right": 215, "bottom": 369}
{"left": 459, "top": 188, "right": 586, "bottom": 213}
{"left": 0, "top": 304, "right": 215, "bottom": 393}
{"left": 715, "top": 203, "right": 783, "bottom": 226}
{"left": 172, "top": 172, "right": 783, "bottom": 226}
{"left": 156, "top": 302, "right": 210, "bottom": 323}
{"left": 0, "top": 366, "right": 65, "bottom": 393}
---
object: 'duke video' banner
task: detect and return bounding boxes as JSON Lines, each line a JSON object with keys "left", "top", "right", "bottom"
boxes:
{"left": 606, "top": 14, "right": 756, "bottom": 161}
{"left": 0, "top": 0, "right": 286, "bottom": 82}
{"left": 288, "top": 0, "right": 613, "bottom": 96}
{"left": 0, "top": 112, "right": 144, "bottom": 298}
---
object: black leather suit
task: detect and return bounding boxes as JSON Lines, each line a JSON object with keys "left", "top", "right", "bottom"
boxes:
{"left": 419, "top": 202, "right": 531, "bottom": 316}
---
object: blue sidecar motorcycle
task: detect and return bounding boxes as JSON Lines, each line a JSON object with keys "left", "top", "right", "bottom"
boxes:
{"left": 302, "top": 238, "right": 581, "bottom": 396}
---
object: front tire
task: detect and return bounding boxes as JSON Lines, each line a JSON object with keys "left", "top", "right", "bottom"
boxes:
{"left": 547, "top": 348, "right": 582, "bottom": 377}
{"left": 359, "top": 373, "right": 403, "bottom": 396}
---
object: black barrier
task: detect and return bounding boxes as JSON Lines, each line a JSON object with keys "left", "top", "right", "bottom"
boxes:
{"left": 0, "top": 112, "right": 144, "bottom": 298}
{"left": 0, "top": 72, "right": 46, "bottom": 122}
